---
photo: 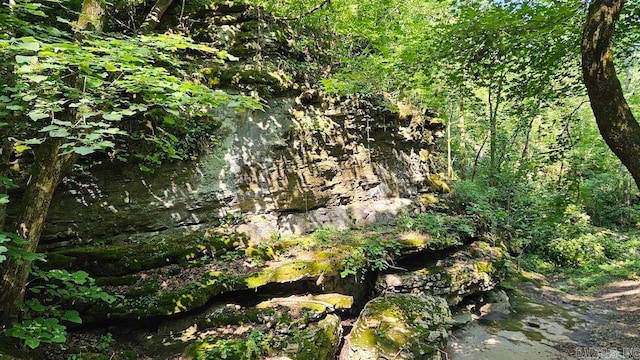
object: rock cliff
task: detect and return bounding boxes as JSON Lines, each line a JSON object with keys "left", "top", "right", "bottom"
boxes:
{"left": 26, "top": 3, "right": 510, "bottom": 359}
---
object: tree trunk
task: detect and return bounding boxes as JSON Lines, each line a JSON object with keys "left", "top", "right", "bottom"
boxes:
{"left": 521, "top": 118, "right": 535, "bottom": 161}
{"left": 138, "top": 0, "right": 175, "bottom": 35}
{"left": 457, "top": 96, "right": 467, "bottom": 179}
{"left": 77, "top": 0, "right": 105, "bottom": 32}
{"left": 488, "top": 75, "right": 503, "bottom": 185}
{"left": 582, "top": 0, "right": 640, "bottom": 189}
{"left": 0, "top": 139, "right": 76, "bottom": 327}
{"left": 0, "top": 140, "right": 11, "bottom": 231}
{"left": 447, "top": 113, "right": 453, "bottom": 179}
{"left": 0, "top": 0, "right": 103, "bottom": 329}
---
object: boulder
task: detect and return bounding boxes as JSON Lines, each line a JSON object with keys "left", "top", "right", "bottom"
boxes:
{"left": 348, "top": 294, "right": 452, "bottom": 360}
{"left": 179, "top": 296, "right": 346, "bottom": 360}
{"left": 477, "top": 289, "right": 512, "bottom": 319}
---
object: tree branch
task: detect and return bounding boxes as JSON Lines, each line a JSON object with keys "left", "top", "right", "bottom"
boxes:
{"left": 274, "top": 0, "right": 330, "bottom": 21}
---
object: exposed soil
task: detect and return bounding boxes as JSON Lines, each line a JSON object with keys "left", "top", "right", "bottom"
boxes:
{"left": 448, "top": 275, "right": 640, "bottom": 360}
{"left": 559, "top": 279, "right": 640, "bottom": 358}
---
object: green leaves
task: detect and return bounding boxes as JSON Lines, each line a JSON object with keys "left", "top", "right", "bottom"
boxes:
{"left": 6, "top": 317, "right": 67, "bottom": 349}
{"left": 2, "top": 28, "right": 260, "bottom": 169}
{"left": 16, "top": 38, "right": 40, "bottom": 51}
{"left": 102, "top": 112, "right": 123, "bottom": 121}
{"left": 14, "top": 54, "right": 37, "bottom": 63}
{"left": 61, "top": 310, "right": 82, "bottom": 324}
{"left": 70, "top": 146, "right": 94, "bottom": 155}
{"left": 28, "top": 109, "right": 49, "bottom": 121}
{"left": 4, "top": 266, "right": 118, "bottom": 349}
{"left": 0, "top": 232, "right": 10, "bottom": 263}
{"left": 217, "top": 50, "right": 240, "bottom": 62}
{"left": 0, "top": 232, "right": 44, "bottom": 265}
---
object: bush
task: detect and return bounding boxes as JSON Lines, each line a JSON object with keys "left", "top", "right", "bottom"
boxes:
{"left": 2, "top": 266, "right": 118, "bottom": 350}
{"left": 546, "top": 233, "right": 608, "bottom": 268}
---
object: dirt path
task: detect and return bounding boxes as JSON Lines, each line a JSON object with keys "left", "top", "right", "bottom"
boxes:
{"left": 573, "top": 280, "right": 640, "bottom": 355}
{"left": 447, "top": 276, "right": 640, "bottom": 359}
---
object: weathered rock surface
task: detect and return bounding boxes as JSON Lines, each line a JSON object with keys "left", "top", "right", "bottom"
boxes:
{"left": 41, "top": 93, "right": 443, "bottom": 248}
{"left": 375, "top": 241, "right": 509, "bottom": 306}
{"left": 476, "top": 289, "right": 513, "bottom": 319}
{"left": 347, "top": 294, "right": 452, "bottom": 360}
{"left": 25, "top": 4, "right": 514, "bottom": 360}
{"left": 72, "top": 227, "right": 484, "bottom": 321}
{"left": 175, "top": 295, "right": 348, "bottom": 360}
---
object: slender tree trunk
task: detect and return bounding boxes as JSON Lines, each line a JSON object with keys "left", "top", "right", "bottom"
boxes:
{"left": 138, "top": 0, "right": 175, "bottom": 34}
{"left": 0, "top": 140, "right": 76, "bottom": 327}
{"left": 0, "top": 0, "right": 103, "bottom": 330}
{"left": 521, "top": 101, "right": 540, "bottom": 161}
{"left": 521, "top": 118, "right": 535, "bottom": 161}
{"left": 488, "top": 90, "right": 495, "bottom": 180}
{"left": 582, "top": 0, "right": 640, "bottom": 189}
{"left": 0, "top": 140, "right": 11, "bottom": 231}
{"left": 488, "top": 75, "right": 503, "bottom": 185}
{"left": 472, "top": 134, "right": 488, "bottom": 181}
{"left": 457, "top": 96, "right": 467, "bottom": 179}
{"left": 447, "top": 111, "right": 453, "bottom": 179}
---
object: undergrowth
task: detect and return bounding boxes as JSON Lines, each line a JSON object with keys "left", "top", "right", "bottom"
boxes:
{"left": 443, "top": 175, "right": 640, "bottom": 295}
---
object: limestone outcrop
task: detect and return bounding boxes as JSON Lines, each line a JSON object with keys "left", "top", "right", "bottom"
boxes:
{"left": 178, "top": 295, "right": 346, "bottom": 360}
{"left": 41, "top": 93, "right": 443, "bottom": 248}
{"left": 25, "top": 4, "right": 513, "bottom": 360}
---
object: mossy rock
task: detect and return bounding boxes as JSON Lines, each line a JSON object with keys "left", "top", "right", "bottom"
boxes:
{"left": 396, "top": 232, "right": 462, "bottom": 254}
{"left": 348, "top": 294, "right": 452, "bottom": 360}
{"left": 375, "top": 241, "right": 510, "bottom": 306}
{"left": 86, "top": 249, "right": 348, "bottom": 320}
{"left": 90, "top": 270, "right": 247, "bottom": 320}
{"left": 183, "top": 306, "right": 342, "bottom": 360}
{"left": 257, "top": 293, "right": 354, "bottom": 314}
{"left": 43, "top": 230, "right": 248, "bottom": 277}
{"left": 244, "top": 255, "right": 341, "bottom": 289}
{"left": 271, "top": 313, "right": 343, "bottom": 360}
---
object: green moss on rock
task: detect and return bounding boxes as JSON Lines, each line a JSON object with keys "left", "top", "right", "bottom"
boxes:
{"left": 257, "top": 293, "right": 353, "bottom": 315}
{"left": 88, "top": 271, "right": 247, "bottom": 320}
{"left": 245, "top": 251, "right": 341, "bottom": 289}
{"left": 375, "top": 241, "right": 510, "bottom": 306}
{"left": 185, "top": 307, "right": 342, "bottom": 360}
{"left": 43, "top": 230, "right": 248, "bottom": 277}
{"left": 272, "top": 313, "right": 342, "bottom": 360}
{"left": 349, "top": 294, "right": 452, "bottom": 360}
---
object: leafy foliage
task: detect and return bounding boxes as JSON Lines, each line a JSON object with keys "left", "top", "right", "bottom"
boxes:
{"left": 201, "top": 329, "right": 267, "bottom": 360}
{"left": 1, "top": 0, "right": 640, "bottom": 354}
{"left": 1, "top": 0, "right": 261, "bottom": 174}
{"left": 0, "top": 232, "right": 45, "bottom": 265}
{"left": 4, "top": 267, "right": 117, "bottom": 349}
{"left": 339, "top": 234, "right": 402, "bottom": 278}
{"left": 0, "top": 0, "right": 261, "bottom": 352}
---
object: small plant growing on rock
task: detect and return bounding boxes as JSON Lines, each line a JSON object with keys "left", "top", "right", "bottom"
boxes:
{"left": 340, "top": 236, "right": 402, "bottom": 278}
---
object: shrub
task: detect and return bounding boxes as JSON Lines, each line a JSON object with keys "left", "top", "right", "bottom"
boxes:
{"left": 546, "top": 233, "right": 608, "bottom": 268}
